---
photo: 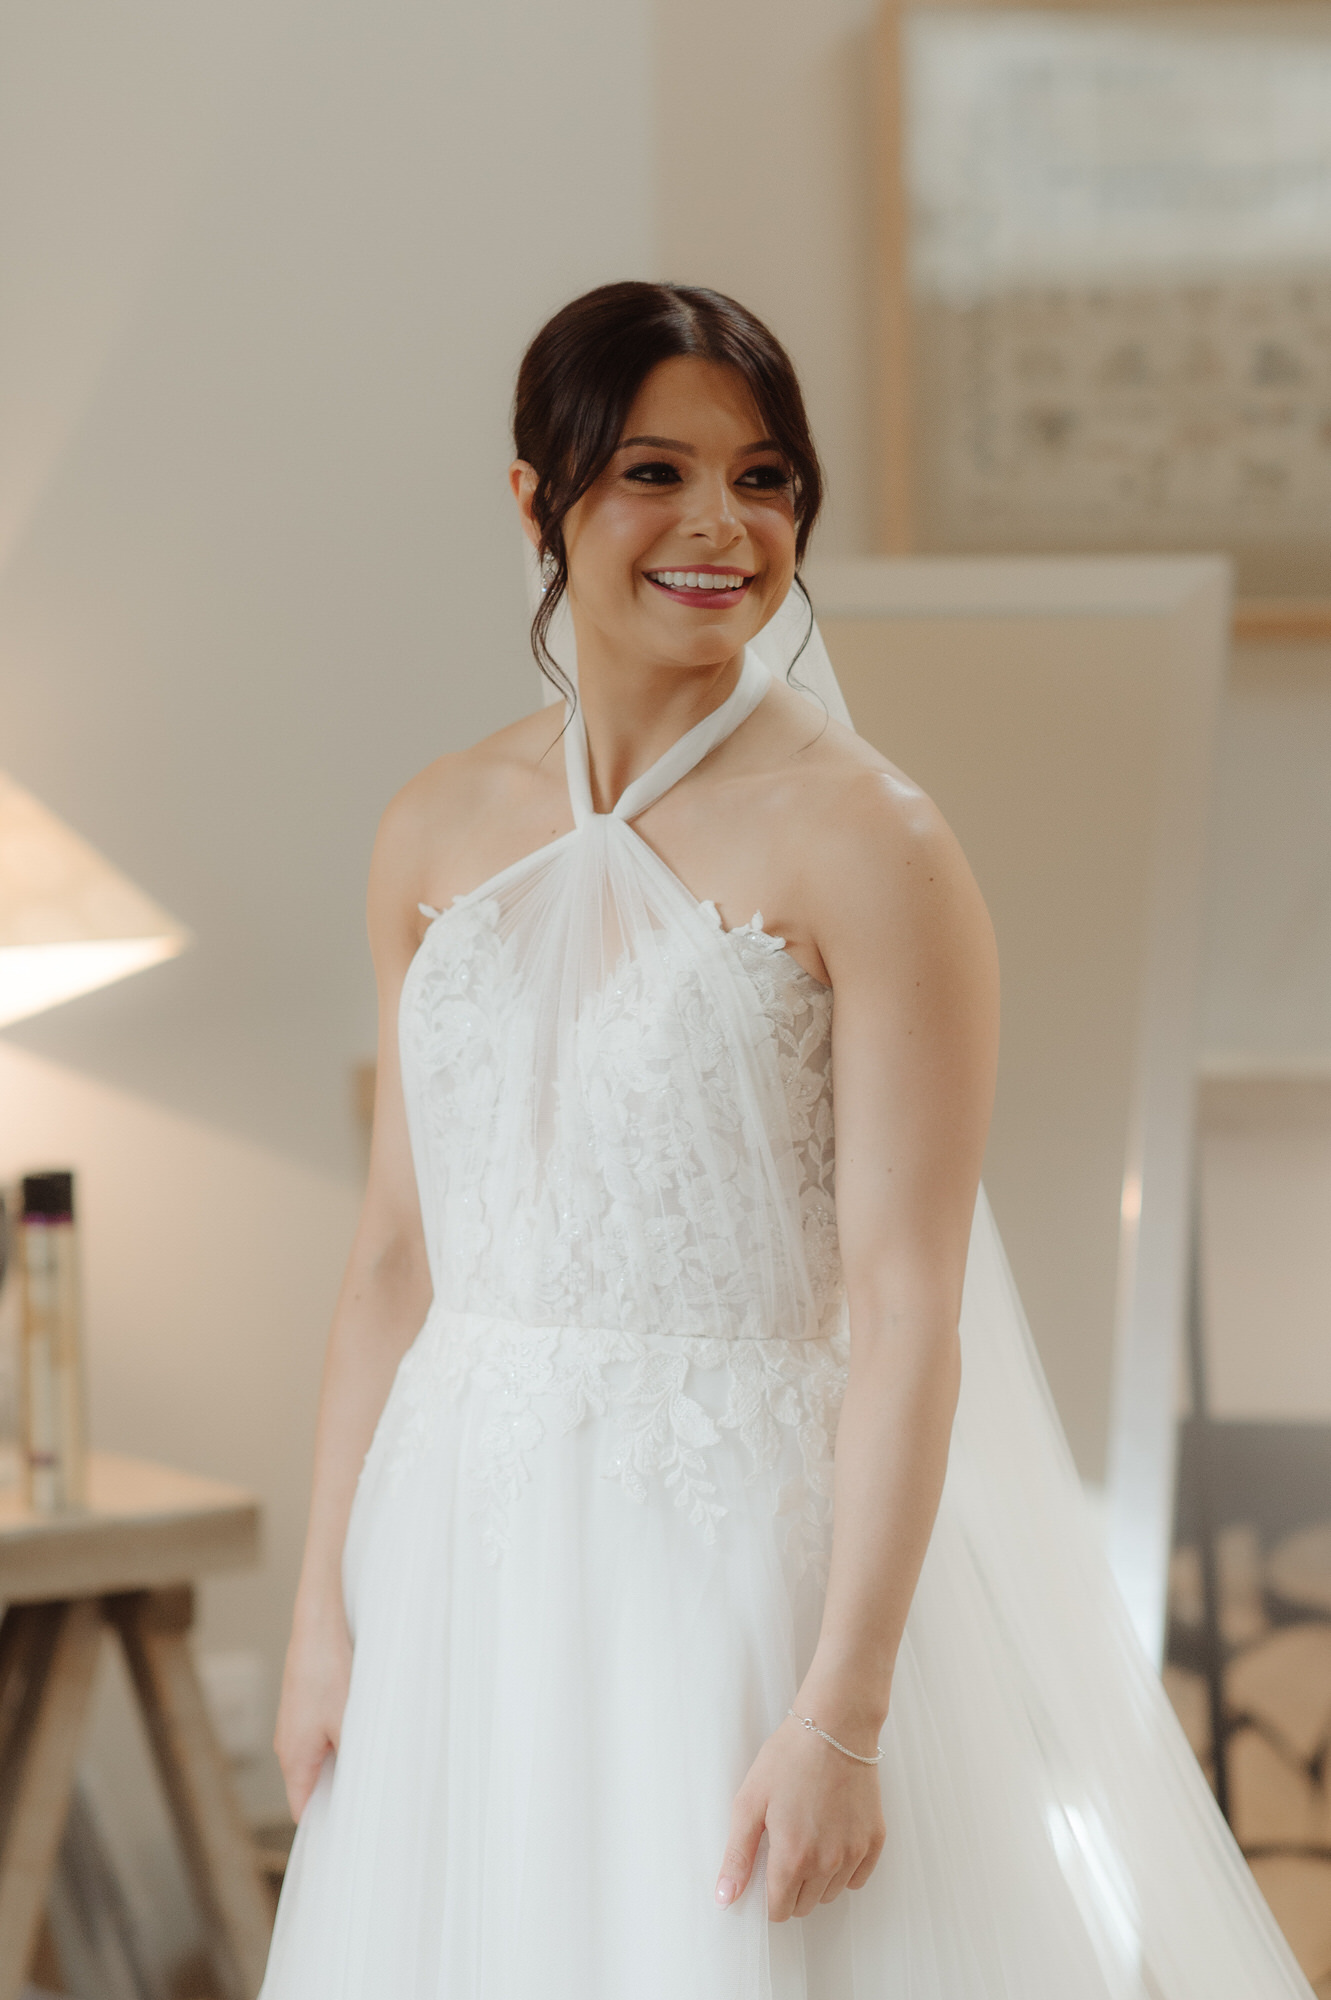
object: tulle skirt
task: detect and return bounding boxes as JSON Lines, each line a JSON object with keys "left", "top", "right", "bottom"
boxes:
{"left": 259, "top": 1201, "right": 1310, "bottom": 1999}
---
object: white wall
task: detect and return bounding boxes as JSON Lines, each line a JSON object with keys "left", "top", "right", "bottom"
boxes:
{"left": 1201, "top": 639, "right": 1331, "bottom": 1069}
{"left": 655, "top": 0, "right": 881, "bottom": 556}
{"left": 2, "top": 0, "right": 655, "bottom": 1181}
{"left": 3, "top": 0, "right": 900, "bottom": 1188}
{"left": 0, "top": 0, "right": 657, "bottom": 1974}
{"left": 1191, "top": 641, "right": 1331, "bottom": 1425}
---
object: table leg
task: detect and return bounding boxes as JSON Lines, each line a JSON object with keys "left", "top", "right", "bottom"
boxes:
{"left": 0, "top": 1599, "right": 103, "bottom": 2000}
{"left": 108, "top": 1588, "right": 273, "bottom": 2000}
{"left": 0, "top": 1601, "right": 62, "bottom": 1766}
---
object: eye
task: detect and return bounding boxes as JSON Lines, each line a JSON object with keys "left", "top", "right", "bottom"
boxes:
{"left": 623, "top": 460, "right": 683, "bottom": 486}
{"left": 736, "top": 463, "right": 792, "bottom": 491}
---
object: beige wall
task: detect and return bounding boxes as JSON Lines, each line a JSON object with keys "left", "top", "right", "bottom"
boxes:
{"left": 2, "top": 0, "right": 655, "bottom": 1181}
{"left": 655, "top": 0, "right": 881, "bottom": 556}
{"left": 1202, "top": 639, "right": 1331, "bottom": 1069}
{"left": 0, "top": 0, "right": 657, "bottom": 1973}
{"left": 1194, "top": 642, "right": 1331, "bottom": 1431}
{"left": 1186, "top": 639, "right": 1331, "bottom": 1439}
{"left": 1200, "top": 1077, "right": 1331, "bottom": 1422}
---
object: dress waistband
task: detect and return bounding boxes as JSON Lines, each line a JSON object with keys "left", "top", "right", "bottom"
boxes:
{"left": 423, "top": 1301, "right": 847, "bottom": 1350}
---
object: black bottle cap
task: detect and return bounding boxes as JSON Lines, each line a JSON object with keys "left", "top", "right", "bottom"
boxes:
{"left": 22, "top": 1172, "right": 75, "bottom": 1222}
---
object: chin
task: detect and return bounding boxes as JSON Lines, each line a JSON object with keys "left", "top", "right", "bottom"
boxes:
{"left": 643, "top": 612, "right": 765, "bottom": 666}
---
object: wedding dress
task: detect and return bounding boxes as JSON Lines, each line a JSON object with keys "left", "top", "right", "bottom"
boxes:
{"left": 259, "top": 601, "right": 1311, "bottom": 1998}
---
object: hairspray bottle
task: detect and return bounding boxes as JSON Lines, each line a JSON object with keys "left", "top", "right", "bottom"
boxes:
{"left": 19, "top": 1171, "right": 88, "bottom": 1512}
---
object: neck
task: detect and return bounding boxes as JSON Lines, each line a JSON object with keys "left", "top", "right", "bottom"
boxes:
{"left": 570, "top": 619, "right": 746, "bottom": 816}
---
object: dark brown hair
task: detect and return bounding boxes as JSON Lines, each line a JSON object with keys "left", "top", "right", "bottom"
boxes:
{"left": 512, "top": 281, "right": 824, "bottom": 692}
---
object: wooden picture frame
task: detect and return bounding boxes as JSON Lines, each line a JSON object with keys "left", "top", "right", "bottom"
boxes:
{"left": 875, "top": 0, "right": 1331, "bottom": 639}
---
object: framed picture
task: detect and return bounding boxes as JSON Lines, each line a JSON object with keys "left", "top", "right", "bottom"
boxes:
{"left": 876, "top": 0, "right": 1331, "bottom": 634}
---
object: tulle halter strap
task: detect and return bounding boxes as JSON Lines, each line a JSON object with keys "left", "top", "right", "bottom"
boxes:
{"left": 563, "top": 648, "right": 772, "bottom": 829}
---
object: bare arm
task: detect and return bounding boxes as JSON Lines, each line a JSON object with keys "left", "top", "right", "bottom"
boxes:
{"left": 717, "top": 768, "right": 999, "bottom": 1920}
{"left": 274, "top": 787, "right": 436, "bottom": 1821}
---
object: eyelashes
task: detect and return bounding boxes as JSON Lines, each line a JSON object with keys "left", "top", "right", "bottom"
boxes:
{"left": 624, "top": 461, "right": 683, "bottom": 486}
{"left": 621, "top": 460, "right": 792, "bottom": 492}
{"left": 737, "top": 465, "right": 793, "bottom": 491}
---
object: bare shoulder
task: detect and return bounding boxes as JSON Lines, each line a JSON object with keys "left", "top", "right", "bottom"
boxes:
{"left": 367, "top": 705, "right": 568, "bottom": 953}
{"left": 373, "top": 706, "right": 566, "bottom": 879}
{"left": 755, "top": 684, "right": 995, "bottom": 979}
{"left": 755, "top": 680, "right": 959, "bottom": 883}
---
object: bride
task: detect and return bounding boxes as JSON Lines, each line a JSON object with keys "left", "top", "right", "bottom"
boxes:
{"left": 259, "top": 282, "right": 1311, "bottom": 1997}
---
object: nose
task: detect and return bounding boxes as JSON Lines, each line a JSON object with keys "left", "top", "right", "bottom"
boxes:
{"left": 683, "top": 469, "right": 743, "bottom": 550}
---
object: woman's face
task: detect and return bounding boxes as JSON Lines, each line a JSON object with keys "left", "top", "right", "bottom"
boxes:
{"left": 515, "top": 355, "right": 798, "bottom": 674}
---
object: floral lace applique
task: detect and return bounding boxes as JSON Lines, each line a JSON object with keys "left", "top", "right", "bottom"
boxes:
{"left": 386, "top": 874, "right": 847, "bottom": 1577}
{"left": 402, "top": 895, "right": 839, "bottom": 1343}
{"left": 370, "top": 1309, "right": 850, "bottom": 1579}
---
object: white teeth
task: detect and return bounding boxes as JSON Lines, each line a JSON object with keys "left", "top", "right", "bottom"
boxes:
{"left": 649, "top": 570, "right": 746, "bottom": 590}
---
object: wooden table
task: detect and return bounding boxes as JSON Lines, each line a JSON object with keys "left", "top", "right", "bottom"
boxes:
{"left": 0, "top": 1451, "right": 274, "bottom": 2000}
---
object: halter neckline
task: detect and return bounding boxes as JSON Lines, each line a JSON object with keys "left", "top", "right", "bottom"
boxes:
{"left": 562, "top": 648, "right": 772, "bottom": 829}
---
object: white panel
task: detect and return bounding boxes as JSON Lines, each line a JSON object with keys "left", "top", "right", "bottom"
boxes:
{"left": 808, "top": 552, "right": 1229, "bottom": 1657}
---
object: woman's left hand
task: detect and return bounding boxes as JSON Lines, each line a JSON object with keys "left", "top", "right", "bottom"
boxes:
{"left": 715, "top": 1712, "right": 886, "bottom": 1921}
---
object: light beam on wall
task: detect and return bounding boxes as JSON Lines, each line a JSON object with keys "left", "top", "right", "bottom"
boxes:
{"left": 0, "top": 772, "right": 190, "bottom": 1029}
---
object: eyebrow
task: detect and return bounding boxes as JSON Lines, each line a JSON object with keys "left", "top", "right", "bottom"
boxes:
{"left": 617, "top": 434, "right": 783, "bottom": 456}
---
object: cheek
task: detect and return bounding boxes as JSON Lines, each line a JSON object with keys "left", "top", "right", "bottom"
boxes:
{"left": 607, "top": 495, "right": 676, "bottom": 566}
{"left": 570, "top": 497, "right": 669, "bottom": 599}
{"left": 747, "top": 507, "right": 798, "bottom": 584}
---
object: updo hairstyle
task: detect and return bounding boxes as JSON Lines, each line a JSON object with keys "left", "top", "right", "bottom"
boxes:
{"left": 512, "top": 282, "right": 824, "bottom": 693}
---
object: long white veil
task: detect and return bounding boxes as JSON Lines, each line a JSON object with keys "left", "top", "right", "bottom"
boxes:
{"left": 523, "top": 549, "right": 1312, "bottom": 1997}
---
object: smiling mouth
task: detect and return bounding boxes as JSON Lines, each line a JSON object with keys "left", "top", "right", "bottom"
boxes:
{"left": 644, "top": 568, "right": 753, "bottom": 601}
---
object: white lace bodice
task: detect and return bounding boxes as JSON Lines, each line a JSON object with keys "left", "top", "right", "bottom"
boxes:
{"left": 378, "top": 652, "right": 851, "bottom": 1573}
{"left": 400, "top": 892, "right": 840, "bottom": 1340}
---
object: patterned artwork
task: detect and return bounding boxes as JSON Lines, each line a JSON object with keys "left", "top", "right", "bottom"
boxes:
{"left": 914, "top": 277, "right": 1331, "bottom": 581}
{"left": 905, "top": 8, "right": 1331, "bottom": 588}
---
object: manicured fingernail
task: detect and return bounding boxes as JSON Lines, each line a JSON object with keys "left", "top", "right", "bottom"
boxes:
{"left": 716, "top": 1878, "right": 736, "bottom": 1906}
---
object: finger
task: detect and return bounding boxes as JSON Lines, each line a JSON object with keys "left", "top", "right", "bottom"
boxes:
{"left": 792, "top": 1869, "right": 831, "bottom": 1919}
{"left": 284, "top": 1767, "right": 311, "bottom": 1825}
{"left": 766, "top": 1850, "right": 825, "bottom": 1923}
{"left": 764, "top": 1858, "right": 801, "bottom": 1923}
{"left": 283, "top": 1740, "right": 329, "bottom": 1824}
{"left": 847, "top": 1846, "right": 882, "bottom": 1890}
{"left": 819, "top": 1857, "right": 860, "bottom": 1904}
{"left": 715, "top": 1792, "right": 766, "bottom": 1908}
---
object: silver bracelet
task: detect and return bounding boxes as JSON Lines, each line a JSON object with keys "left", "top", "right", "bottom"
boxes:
{"left": 787, "top": 1709, "right": 885, "bottom": 1765}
